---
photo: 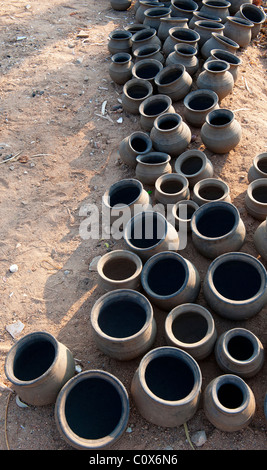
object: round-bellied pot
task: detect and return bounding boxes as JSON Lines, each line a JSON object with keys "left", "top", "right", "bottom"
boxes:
{"left": 135, "top": 152, "right": 172, "bottom": 185}
{"left": 133, "top": 44, "right": 165, "bottom": 64}
{"left": 189, "top": 10, "right": 223, "bottom": 28}
{"left": 124, "top": 210, "right": 180, "bottom": 260}
{"left": 141, "top": 251, "right": 200, "bottom": 310}
{"left": 245, "top": 178, "right": 267, "bottom": 220}
{"left": 223, "top": 15, "right": 253, "bottom": 47}
{"left": 166, "top": 43, "right": 199, "bottom": 76}
{"left": 158, "top": 17, "right": 189, "bottom": 41}
{"left": 109, "top": 52, "right": 133, "bottom": 85}
{"left": 170, "top": 0, "right": 199, "bottom": 20}
{"left": 155, "top": 173, "right": 190, "bottom": 204}
{"left": 165, "top": 303, "right": 217, "bottom": 360}
{"left": 143, "top": 6, "right": 172, "bottom": 30}
{"left": 207, "top": 48, "right": 242, "bottom": 82}
{"left": 194, "top": 20, "right": 225, "bottom": 47}
{"left": 150, "top": 112, "right": 191, "bottom": 158}
{"left": 175, "top": 149, "right": 214, "bottom": 188}
{"left": 183, "top": 89, "right": 219, "bottom": 128}
{"left": 248, "top": 152, "right": 267, "bottom": 183}
{"left": 199, "top": 0, "right": 231, "bottom": 23}
{"left": 135, "top": 0, "right": 164, "bottom": 23}
{"left": 191, "top": 201, "right": 246, "bottom": 259}
{"left": 131, "top": 346, "right": 202, "bottom": 427}
{"left": 154, "top": 64, "right": 192, "bottom": 102}
{"left": 110, "top": 0, "right": 132, "bottom": 10}
{"left": 108, "top": 30, "right": 132, "bottom": 55}
{"left": 235, "top": 3, "right": 266, "bottom": 38}
{"left": 197, "top": 60, "right": 234, "bottom": 101}
{"left": 97, "top": 250, "right": 143, "bottom": 291}
{"left": 55, "top": 370, "right": 129, "bottom": 450}
{"left": 201, "top": 108, "right": 242, "bottom": 153}
{"left": 215, "top": 328, "right": 264, "bottom": 378}
{"left": 5, "top": 331, "right": 76, "bottom": 406}
{"left": 119, "top": 130, "right": 153, "bottom": 168}
{"left": 131, "top": 27, "right": 162, "bottom": 53}
{"left": 163, "top": 26, "right": 200, "bottom": 55}
{"left": 201, "top": 32, "right": 239, "bottom": 59}
{"left": 139, "top": 94, "right": 175, "bottom": 132}
{"left": 203, "top": 374, "right": 256, "bottom": 432}
{"left": 132, "top": 58, "right": 163, "bottom": 90}
{"left": 192, "top": 178, "right": 231, "bottom": 205}
{"left": 254, "top": 216, "right": 267, "bottom": 260}
{"left": 90, "top": 289, "right": 156, "bottom": 360}
{"left": 203, "top": 251, "right": 267, "bottom": 320}
{"left": 122, "top": 78, "right": 153, "bottom": 114}
{"left": 172, "top": 199, "right": 199, "bottom": 231}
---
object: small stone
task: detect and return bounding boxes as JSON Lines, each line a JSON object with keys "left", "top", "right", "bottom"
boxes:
{"left": 126, "top": 427, "right": 132, "bottom": 433}
{"left": 191, "top": 430, "right": 207, "bottom": 447}
{"left": 6, "top": 320, "right": 25, "bottom": 338}
{"left": 9, "top": 264, "right": 18, "bottom": 273}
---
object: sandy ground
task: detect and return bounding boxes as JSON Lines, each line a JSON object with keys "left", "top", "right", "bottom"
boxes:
{"left": 0, "top": 0, "right": 266, "bottom": 453}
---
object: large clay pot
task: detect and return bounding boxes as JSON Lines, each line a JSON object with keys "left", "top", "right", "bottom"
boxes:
{"left": 131, "top": 346, "right": 202, "bottom": 427}
{"left": 199, "top": 0, "right": 231, "bottom": 23}
{"left": 154, "top": 64, "right": 192, "bottom": 102}
{"left": 235, "top": 3, "right": 266, "bottom": 38}
{"left": 254, "top": 216, "right": 267, "bottom": 260}
{"left": 192, "top": 177, "right": 231, "bottom": 205}
{"left": 174, "top": 149, "right": 214, "bottom": 187}
{"left": 207, "top": 48, "right": 242, "bottom": 82}
{"left": 163, "top": 26, "right": 200, "bottom": 55}
{"left": 155, "top": 173, "right": 190, "bottom": 204}
{"left": 132, "top": 58, "right": 163, "bottom": 90}
{"left": 139, "top": 94, "right": 175, "bottom": 131}
{"left": 110, "top": 0, "right": 132, "bottom": 10}
{"left": 141, "top": 251, "right": 200, "bottom": 310}
{"left": 123, "top": 210, "right": 180, "bottom": 260}
{"left": 135, "top": 152, "right": 172, "bottom": 185}
{"left": 245, "top": 178, "right": 267, "bottom": 220}
{"left": 158, "top": 17, "right": 189, "bottom": 41}
{"left": 191, "top": 201, "right": 246, "bottom": 258}
{"left": 143, "top": 6, "right": 172, "bottom": 30}
{"left": 172, "top": 199, "right": 199, "bottom": 231}
{"left": 150, "top": 111, "right": 192, "bottom": 157}
{"left": 90, "top": 289, "right": 156, "bottom": 360}
{"left": 215, "top": 328, "right": 264, "bottom": 378}
{"left": 183, "top": 89, "right": 219, "bottom": 128}
{"left": 165, "top": 303, "right": 217, "bottom": 359}
{"left": 109, "top": 52, "right": 133, "bottom": 85}
{"left": 203, "top": 251, "right": 267, "bottom": 320}
{"left": 201, "top": 31, "right": 239, "bottom": 59}
{"left": 203, "top": 374, "right": 256, "bottom": 432}
{"left": 108, "top": 30, "right": 132, "bottom": 55}
{"left": 97, "top": 249, "right": 143, "bottom": 291}
{"left": 133, "top": 44, "right": 165, "bottom": 63}
{"left": 197, "top": 60, "right": 234, "bottom": 101}
{"left": 119, "top": 130, "right": 153, "bottom": 168}
{"left": 201, "top": 108, "right": 242, "bottom": 153}
{"left": 170, "top": 0, "right": 199, "bottom": 20}
{"left": 122, "top": 78, "right": 153, "bottom": 114}
{"left": 248, "top": 153, "right": 267, "bottom": 183}
{"left": 189, "top": 10, "right": 222, "bottom": 28}
{"left": 223, "top": 16, "right": 253, "bottom": 47}
{"left": 194, "top": 20, "right": 225, "bottom": 47}
{"left": 55, "top": 370, "right": 129, "bottom": 450}
{"left": 166, "top": 43, "right": 199, "bottom": 76}
{"left": 5, "top": 331, "right": 76, "bottom": 406}
{"left": 135, "top": 0, "right": 163, "bottom": 23}
{"left": 131, "top": 27, "right": 162, "bottom": 53}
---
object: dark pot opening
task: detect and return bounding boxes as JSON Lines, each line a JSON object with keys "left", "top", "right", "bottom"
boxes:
{"left": 188, "top": 95, "right": 215, "bottom": 110}
{"left": 196, "top": 207, "right": 236, "bottom": 237}
{"left": 227, "top": 335, "right": 255, "bottom": 361}
{"left": 217, "top": 382, "right": 244, "bottom": 409}
{"left": 256, "top": 158, "right": 267, "bottom": 174}
{"left": 252, "top": 186, "right": 267, "bottom": 203}
{"left": 134, "top": 30, "right": 155, "bottom": 41}
{"left": 140, "top": 153, "right": 168, "bottom": 164}
{"left": 147, "top": 257, "right": 186, "bottom": 295}
{"left": 207, "top": 62, "right": 227, "bottom": 71}
{"left": 160, "top": 179, "right": 184, "bottom": 194}
{"left": 206, "top": 1, "right": 228, "bottom": 7}
{"left": 242, "top": 6, "right": 263, "bottom": 23}
{"left": 173, "top": 0, "right": 197, "bottom": 10}
{"left": 213, "top": 51, "right": 239, "bottom": 64}
{"left": 131, "top": 135, "right": 150, "bottom": 153}
{"left": 199, "top": 21, "right": 222, "bottom": 28}
{"left": 181, "top": 155, "right": 203, "bottom": 174}
{"left": 198, "top": 184, "right": 225, "bottom": 200}
{"left": 158, "top": 69, "right": 183, "bottom": 84}
{"left": 173, "top": 30, "right": 197, "bottom": 40}
{"left": 209, "top": 114, "right": 231, "bottom": 126}
{"left": 65, "top": 377, "right": 123, "bottom": 439}
{"left": 112, "top": 31, "right": 131, "bottom": 39}
{"left": 176, "top": 45, "right": 195, "bottom": 55}
{"left": 176, "top": 204, "right": 196, "bottom": 219}
{"left": 137, "top": 45, "right": 159, "bottom": 56}
{"left": 146, "top": 7, "right": 169, "bottom": 16}
{"left": 98, "top": 298, "right": 147, "bottom": 337}
{"left": 158, "top": 115, "right": 180, "bottom": 129}
{"left": 129, "top": 212, "right": 167, "bottom": 248}
{"left": 102, "top": 258, "right": 138, "bottom": 281}
{"left": 127, "top": 84, "right": 150, "bottom": 99}
{"left": 172, "top": 312, "right": 208, "bottom": 343}
{"left": 217, "top": 35, "right": 238, "bottom": 46}
{"left": 143, "top": 100, "right": 169, "bottom": 116}
{"left": 13, "top": 338, "right": 56, "bottom": 381}
{"left": 135, "top": 63, "right": 162, "bottom": 79}
{"left": 109, "top": 183, "right": 141, "bottom": 207}
{"left": 113, "top": 54, "right": 130, "bottom": 63}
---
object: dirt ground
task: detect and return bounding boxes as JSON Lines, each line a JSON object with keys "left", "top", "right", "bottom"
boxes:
{"left": 0, "top": 0, "right": 266, "bottom": 453}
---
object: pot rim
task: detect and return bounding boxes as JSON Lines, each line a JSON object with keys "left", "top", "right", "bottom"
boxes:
{"left": 123, "top": 78, "right": 153, "bottom": 100}
{"left": 191, "top": 10, "right": 222, "bottom": 22}
{"left": 226, "top": 15, "right": 254, "bottom": 27}
{"left": 169, "top": 26, "right": 200, "bottom": 41}
{"left": 171, "top": 0, "right": 199, "bottom": 12}
{"left": 247, "top": 178, "right": 267, "bottom": 205}
{"left": 144, "top": 6, "right": 172, "bottom": 17}
{"left": 183, "top": 89, "right": 219, "bottom": 113}
{"left": 139, "top": 93, "right": 173, "bottom": 117}
{"left": 211, "top": 374, "right": 253, "bottom": 414}
{"left": 172, "top": 199, "right": 199, "bottom": 222}
{"left": 132, "top": 58, "right": 163, "bottom": 80}
{"left": 132, "top": 27, "right": 158, "bottom": 43}
{"left": 111, "top": 52, "right": 132, "bottom": 64}
{"left": 124, "top": 210, "right": 169, "bottom": 252}
{"left": 240, "top": 3, "right": 266, "bottom": 24}
{"left": 202, "top": 0, "right": 231, "bottom": 8}
{"left": 154, "top": 64, "right": 186, "bottom": 88}
{"left": 97, "top": 249, "right": 143, "bottom": 285}
{"left": 211, "top": 32, "right": 239, "bottom": 49}
{"left": 133, "top": 43, "right": 161, "bottom": 58}
{"left": 219, "top": 327, "right": 262, "bottom": 365}
{"left": 160, "top": 16, "right": 189, "bottom": 22}
{"left": 103, "top": 178, "right": 146, "bottom": 209}
{"left": 193, "top": 177, "right": 230, "bottom": 202}
{"left": 153, "top": 111, "right": 183, "bottom": 132}
{"left": 210, "top": 48, "right": 242, "bottom": 65}
{"left": 194, "top": 19, "right": 225, "bottom": 30}
{"left": 203, "top": 58, "right": 230, "bottom": 73}
{"left": 205, "top": 108, "right": 235, "bottom": 128}
{"left": 109, "top": 29, "right": 132, "bottom": 40}
{"left": 254, "top": 153, "right": 267, "bottom": 175}
{"left": 155, "top": 173, "right": 189, "bottom": 197}
{"left": 136, "top": 151, "right": 171, "bottom": 165}
{"left": 174, "top": 42, "right": 197, "bottom": 56}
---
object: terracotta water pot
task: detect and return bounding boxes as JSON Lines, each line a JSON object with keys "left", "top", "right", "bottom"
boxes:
{"left": 194, "top": 20, "right": 225, "bottom": 47}
{"left": 139, "top": 94, "right": 175, "bottom": 131}
{"left": 131, "top": 27, "right": 162, "bottom": 52}
{"left": 143, "top": 6, "right": 172, "bottom": 30}
{"left": 192, "top": 177, "right": 231, "bottom": 205}
{"left": 203, "top": 251, "right": 267, "bottom": 320}
{"left": 109, "top": 52, "right": 133, "bottom": 85}
{"left": 165, "top": 303, "right": 217, "bottom": 359}
{"left": 135, "top": 152, "right": 172, "bottom": 185}
{"left": 183, "top": 89, "right": 219, "bottom": 128}
{"left": 201, "top": 108, "right": 242, "bottom": 153}
{"left": 154, "top": 173, "right": 190, "bottom": 204}
{"left": 108, "top": 30, "right": 132, "bottom": 55}
{"left": 163, "top": 26, "right": 200, "bottom": 55}
{"left": 119, "top": 130, "right": 153, "bottom": 168}
{"left": 201, "top": 31, "right": 239, "bottom": 59}
{"left": 235, "top": 3, "right": 266, "bottom": 38}
{"left": 97, "top": 249, "right": 143, "bottom": 291}
{"left": 172, "top": 199, "right": 199, "bottom": 231}
{"left": 203, "top": 374, "right": 256, "bottom": 432}
{"left": 141, "top": 251, "right": 200, "bottom": 310}
{"left": 135, "top": 1, "right": 164, "bottom": 23}
{"left": 197, "top": 60, "right": 234, "bottom": 101}
{"left": 175, "top": 149, "right": 214, "bottom": 187}
{"left": 55, "top": 370, "right": 129, "bottom": 450}
{"left": 166, "top": 43, "right": 199, "bottom": 75}
{"left": 245, "top": 178, "right": 267, "bottom": 220}
{"left": 154, "top": 64, "right": 192, "bottom": 101}
{"left": 191, "top": 201, "right": 246, "bottom": 258}
{"left": 132, "top": 58, "right": 163, "bottom": 90}
{"left": 131, "top": 346, "right": 202, "bottom": 427}
{"left": 122, "top": 78, "right": 153, "bottom": 114}
{"left": 223, "top": 15, "right": 253, "bottom": 47}
{"left": 124, "top": 210, "right": 180, "bottom": 259}
{"left": 110, "top": 0, "right": 132, "bottom": 10}
{"left": 189, "top": 10, "right": 222, "bottom": 28}
{"left": 207, "top": 48, "right": 242, "bottom": 82}
{"left": 248, "top": 152, "right": 267, "bottom": 183}
{"left": 133, "top": 44, "right": 165, "bottom": 63}
{"left": 254, "top": 216, "right": 267, "bottom": 260}
{"left": 5, "top": 331, "right": 76, "bottom": 406}
{"left": 90, "top": 289, "right": 156, "bottom": 360}
{"left": 199, "top": 0, "right": 231, "bottom": 23}
{"left": 158, "top": 17, "right": 189, "bottom": 41}
{"left": 215, "top": 328, "right": 264, "bottom": 378}
{"left": 150, "top": 111, "right": 192, "bottom": 157}
{"left": 170, "top": 0, "right": 199, "bottom": 20}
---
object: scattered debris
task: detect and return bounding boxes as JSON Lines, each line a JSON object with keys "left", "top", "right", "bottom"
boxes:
{"left": 9, "top": 264, "right": 18, "bottom": 273}
{"left": 6, "top": 321, "right": 25, "bottom": 339}
{"left": 15, "top": 395, "right": 29, "bottom": 408}
{"left": 89, "top": 255, "right": 101, "bottom": 271}
{"left": 191, "top": 430, "right": 208, "bottom": 447}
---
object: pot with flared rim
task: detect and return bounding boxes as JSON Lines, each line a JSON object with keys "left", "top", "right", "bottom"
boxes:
{"left": 235, "top": 3, "right": 266, "bottom": 38}
{"left": 172, "top": 199, "right": 199, "bottom": 231}
{"left": 201, "top": 31, "right": 239, "bottom": 59}
{"left": 110, "top": 0, "right": 132, "bottom": 10}
{"left": 197, "top": 59, "right": 234, "bottom": 101}
{"left": 131, "top": 27, "right": 161, "bottom": 53}
{"left": 223, "top": 15, "right": 253, "bottom": 47}
{"left": 207, "top": 48, "right": 242, "bottom": 82}
{"left": 199, "top": 0, "right": 231, "bottom": 23}
{"left": 139, "top": 94, "right": 175, "bottom": 131}
{"left": 245, "top": 178, "right": 267, "bottom": 220}
{"left": 135, "top": 152, "right": 172, "bottom": 185}
{"left": 122, "top": 78, "right": 153, "bottom": 114}
{"left": 166, "top": 43, "right": 199, "bottom": 76}
{"left": 194, "top": 20, "right": 225, "bottom": 47}
{"left": 132, "top": 58, "right": 164, "bottom": 90}
{"left": 133, "top": 44, "right": 165, "bottom": 63}
{"left": 154, "top": 173, "right": 190, "bottom": 204}
{"left": 183, "top": 88, "right": 219, "bottom": 127}
{"left": 154, "top": 64, "right": 193, "bottom": 102}
{"left": 163, "top": 26, "right": 200, "bottom": 55}
{"left": 119, "top": 130, "right": 153, "bottom": 168}
{"left": 201, "top": 108, "right": 242, "bottom": 153}
{"left": 97, "top": 249, "right": 143, "bottom": 291}
{"left": 192, "top": 177, "right": 231, "bottom": 205}
{"left": 143, "top": 6, "right": 172, "bottom": 30}
{"left": 170, "top": 0, "right": 199, "bottom": 20}
{"left": 158, "top": 17, "right": 189, "bottom": 41}
{"left": 248, "top": 152, "right": 267, "bottom": 183}
{"left": 189, "top": 10, "right": 222, "bottom": 28}
{"left": 108, "top": 29, "right": 133, "bottom": 55}
{"left": 150, "top": 110, "right": 192, "bottom": 156}
{"left": 135, "top": 0, "right": 164, "bottom": 23}
{"left": 174, "top": 148, "right": 214, "bottom": 186}
{"left": 109, "top": 52, "right": 133, "bottom": 85}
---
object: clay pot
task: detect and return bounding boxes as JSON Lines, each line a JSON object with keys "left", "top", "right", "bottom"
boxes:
{"left": 133, "top": 44, "right": 165, "bottom": 63}
{"left": 132, "top": 58, "right": 163, "bottom": 90}
{"left": 131, "top": 346, "right": 202, "bottom": 427}
{"left": 166, "top": 43, "right": 199, "bottom": 76}
{"left": 158, "top": 17, "right": 189, "bottom": 41}
{"left": 172, "top": 199, "right": 199, "bottom": 231}
{"left": 150, "top": 111, "right": 192, "bottom": 157}
{"left": 119, "top": 130, "right": 153, "bottom": 168}
{"left": 245, "top": 178, "right": 267, "bottom": 220}
{"left": 174, "top": 149, "right": 214, "bottom": 187}
{"left": 110, "top": 0, "right": 132, "bottom": 9}
{"left": 207, "top": 48, "right": 242, "bottom": 82}
{"left": 108, "top": 30, "right": 132, "bottom": 55}
{"left": 55, "top": 370, "right": 129, "bottom": 450}
{"left": 141, "top": 251, "right": 200, "bottom": 310}
{"left": 183, "top": 89, "right": 219, "bottom": 128}
{"left": 229, "top": 0, "right": 252, "bottom": 15}
{"left": 5, "top": 331, "right": 76, "bottom": 406}
{"left": 163, "top": 26, "right": 200, "bottom": 55}
{"left": 192, "top": 178, "right": 231, "bottom": 205}
{"left": 215, "top": 328, "right": 264, "bottom": 378}
{"left": 189, "top": 10, "right": 223, "bottom": 28}
{"left": 90, "top": 289, "right": 156, "bottom": 360}
{"left": 194, "top": 20, "right": 225, "bottom": 47}
{"left": 155, "top": 173, "right": 190, "bottom": 204}
{"left": 124, "top": 210, "right": 180, "bottom": 260}
{"left": 254, "top": 216, "right": 267, "bottom": 260}
{"left": 191, "top": 201, "right": 246, "bottom": 258}
{"left": 199, "top": 0, "right": 231, "bottom": 23}
{"left": 135, "top": 152, "right": 172, "bottom": 185}
{"left": 135, "top": 1, "right": 164, "bottom": 23}
{"left": 201, "top": 108, "right": 242, "bottom": 153}
{"left": 203, "top": 374, "right": 256, "bottom": 432}
{"left": 235, "top": 3, "right": 266, "bottom": 38}
{"left": 131, "top": 28, "right": 161, "bottom": 53}
{"left": 97, "top": 250, "right": 143, "bottom": 291}
{"left": 223, "top": 16, "right": 253, "bottom": 47}
{"left": 248, "top": 153, "right": 267, "bottom": 183}
{"left": 124, "top": 23, "right": 151, "bottom": 34}
{"left": 139, "top": 94, "right": 175, "bottom": 131}
{"left": 170, "top": 0, "right": 199, "bottom": 20}
{"left": 143, "top": 6, "right": 172, "bottom": 30}
{"left": 201, "top": 32, "right": 239, "bottom": 59}
{"left": 165, "top": 303, "right": 217, "bottom": 359}
{"left": 197, "top": 60, "right": 234, "bottom": 101}
{"left": 122, "top": 78, "right": 153, "bottom": 114}
{"left": 109, "top": 52, "right": 133, "bottom": 85}
{"left": 154, "top": 64, "right": 192, "bottom": 102}
{"left": 203, "top": 251, "right": 267, "bottom": 320}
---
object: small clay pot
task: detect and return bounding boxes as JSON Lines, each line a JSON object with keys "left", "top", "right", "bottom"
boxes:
{"left": 165, "top": 303, "right": 217, "bottom": 359}
{"left": 109, "top": 52, "right": 133, "bottom": 85}
{"left": 132, "top": 58, "right": 163, "bottom": 90}
{"left": 143, "top": 6, "right": 172, "bottom": 30}
{"left": 163, "top": 26, "right": 200, "bottom": 55}
{"left": 135, "top": 1, "right": 164, "bottom": 23}
{"left": 131, "top": 346, "right": 202, "bottom": 427}
{"left": 166, "top": 43, "right": 199, "bottom": 76}
{"left": 189, "top": 10, "right": 223, "bottom": 28}
{"left": 174, "top": 149, "right": 214, "bottom": 187}
{"left": 254, "top": 216, "right": 267, "bottom": 260}
{"left": 245, "top": 178, "right": 267, "bottom": 220}
{"left": 235, "top": 3, "right": 266, "bottom": 38}
{"left": 150, "top": 111, "right": 191, "bottom": 157}
{"left": 215, "top": 328, "right": 265, "bottom": 378}
{"left": 248, "top": 152, "right": 267, "bottom": 183}
{"left": 203, "top": 251, "right": 267, "bottom": 320}
{"left": 139, "top": 94, "right": 175, "bottom": 132}
{"left": 191, "top": 201, "right": 246, "bottom": 259}
{"left": 207, "top": 48, "right": 242, "bottom": 82}
{"left": 131, "top": 27, "right": 162, "bottom": 53}
{"left": 183, "top": 89, "right": 219, "bottom": 128}
{"left": 194, "top": 20, "right": 225, "bottom": 47}
{"left": 97, "top": 250, "right": 143, "bottom": 291}
{"left": 192, "top": 177, "right": 231, "bottom": 206}
{"left": 155, "top": 173, "right": 190, "bottom": 204}
{"left": 203, "top": 374, "right": 256, "bottom": 432}
{"left": 122, "top": 78, "right": 153, "bottom": 114}
{"left": 119, "top": 130, "right": 153, "bottom": 168}
{"left": 110, "top": 0, "right": 132, "bottom": 10}
{"left": 133, "top": 44, "right": 165, "bottom": 64}
{"left": 90, "top": 289, "right": 156, "bottom": 360}
{"left": 171, "top": 0, "right": 199, "bottom": 20}
{"left": 199, "top": 0, "right": 231, "bottom": 23}
{"left": 55, "top": 370, "right": 129, "bottom": 450}
{"left": 154, "top": 64, "right": 193, "bottom": 102}
{"left": 135, "top": 152, "right": 172, "bottom": 185}
{"left": 5, "top": 331, "right": 76, "bottom": 406}
{"left": 158, "top": 17, "right": 189, "bottom": 41}
{"left": 197, "top": 60, "right": 234, "bottom": 101}
{"left": 201, "top": 31, "right": 239, "bottom": 59}
{"left": 201, "top": 108, "right": 242, "bottom": 153}
{"left": 172, "top": 199, "right": 199, "bottom": 231}
{"left": 108, "top": 30, "right": 132, "bottom": 55}
{"left": 224, "top": 15, "right": 253, "bottom": 47}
